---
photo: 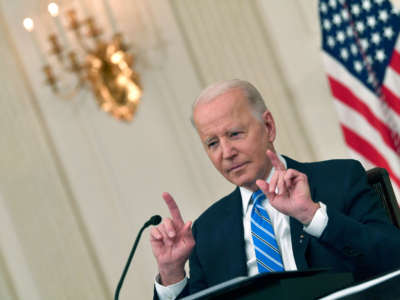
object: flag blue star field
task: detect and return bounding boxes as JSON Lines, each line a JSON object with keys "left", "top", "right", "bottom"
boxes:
{"left": 319, "top": 0, "right": 400, "bottom": 195}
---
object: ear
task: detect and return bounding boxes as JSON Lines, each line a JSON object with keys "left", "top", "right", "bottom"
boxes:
{"left": 262, "top": 111, "right": 276, "bottom": 142}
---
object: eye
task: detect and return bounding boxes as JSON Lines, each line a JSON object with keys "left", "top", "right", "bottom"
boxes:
{"left": 206, "top": 140, "right": 218, "bottom": 149}
{"left": 230, "top": 131, "right": 243, "bottom": 138}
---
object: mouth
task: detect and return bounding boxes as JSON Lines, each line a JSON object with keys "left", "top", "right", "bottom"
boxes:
{"left": 227, "top": 162, "right": 248, "bottom": 173}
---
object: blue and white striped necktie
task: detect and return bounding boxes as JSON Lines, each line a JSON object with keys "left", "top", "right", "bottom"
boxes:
{"left": 250, "top": 189, "right": 284, "bottom": 273}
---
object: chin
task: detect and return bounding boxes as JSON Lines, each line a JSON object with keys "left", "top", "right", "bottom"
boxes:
{"left": 230, "top": 175, "right": 256, "bottom": 189}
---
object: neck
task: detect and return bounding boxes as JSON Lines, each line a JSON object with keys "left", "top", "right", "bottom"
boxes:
{"left": 244, "top": 165, "right": 274, "bottom": 192}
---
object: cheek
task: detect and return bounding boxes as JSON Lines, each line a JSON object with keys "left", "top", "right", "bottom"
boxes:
{"left": 208, "top": 151, "right": 222, "bottom": 169}
{"left": 248, "top": 143, "right": 268, "bottom": 166}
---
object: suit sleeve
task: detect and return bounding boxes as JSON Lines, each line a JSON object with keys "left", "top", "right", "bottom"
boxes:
{"left": 319, "top": 160, "right": 400, "bottom": 278}
{"left": 186, "top": 222, "right": 209, "bottom": 295}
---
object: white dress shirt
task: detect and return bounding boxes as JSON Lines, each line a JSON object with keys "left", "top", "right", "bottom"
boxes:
{"left": 155, "top": 155, "right": 328, "bottom": 299}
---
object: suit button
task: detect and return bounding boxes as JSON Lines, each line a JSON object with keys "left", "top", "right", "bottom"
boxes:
{"left": 299, "top": 234, "right": 304, "bottom": 244}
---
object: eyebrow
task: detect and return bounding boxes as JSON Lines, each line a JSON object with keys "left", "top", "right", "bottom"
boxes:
{"left": 203, "top": 126, "right": 245, "bottom": 144}
{"left": 204, "top": 137, "right": 216, "bottom": 145}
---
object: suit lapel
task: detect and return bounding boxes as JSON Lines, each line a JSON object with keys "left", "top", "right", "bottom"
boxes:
{"left": 284, "top": 156, "right": 316, "bottom": 271}
{"left": 218, "top": 188, "right": 248, "bottom": 278}
{"left": 289, "top": 218, "right": 310, "bottom": 270}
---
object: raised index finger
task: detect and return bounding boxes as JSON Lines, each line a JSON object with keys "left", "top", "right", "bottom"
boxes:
{"left": 267, "top": 150, "right": 286, "bottom": 171}
{"left": 162, "top": 192, "right": 184, "bottom": 225}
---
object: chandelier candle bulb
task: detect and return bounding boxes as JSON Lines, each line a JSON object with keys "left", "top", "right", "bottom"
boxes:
{"left": 48, "top": 2, "right": 70, "bottom": 51}
{"left": 22, "top": 18, "right": 46, "bottom": 64}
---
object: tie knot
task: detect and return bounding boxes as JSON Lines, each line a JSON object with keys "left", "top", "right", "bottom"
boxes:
{"left": 251, "top": 190, "right": 266, "bottom": 205}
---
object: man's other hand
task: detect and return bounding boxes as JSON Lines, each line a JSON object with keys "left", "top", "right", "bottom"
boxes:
{"left": 150, "top": 192, "right": 195, "bottom": 285}
{"left": 256, "top": 150, "right": 319, "bottom": 225}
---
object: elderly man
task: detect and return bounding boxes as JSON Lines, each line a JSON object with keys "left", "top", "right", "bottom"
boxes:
{"left": 150, "top": 79, "right": 400, "bottom": 299}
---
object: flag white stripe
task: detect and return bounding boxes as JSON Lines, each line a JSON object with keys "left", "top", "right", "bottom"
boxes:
{"left": 348, "top": 149, "right": 400, "bottom": 201}
{"left": 323, "top": 52, "right": 400, "bottom": 125}
{"left": 348, "top": 149, "right": 376, "bottom": 170}
{"left": 333, "top": 100, "right": 400, "bottom": 179}
{"left": 348, "top": 147, "right": 400, "bottom": 206}
{"left": 395, "top": 37, "right": 400, "bottom": 51}
{"left": 383, "top": 67, "right": 400, "bottom": 99}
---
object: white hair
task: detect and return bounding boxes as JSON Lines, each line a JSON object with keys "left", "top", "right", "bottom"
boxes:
{"left": 191, "top": 79, "right": 267, "bottom": 125}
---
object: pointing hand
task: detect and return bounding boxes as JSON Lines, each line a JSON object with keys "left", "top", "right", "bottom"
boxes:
{"left": 150, "top": 192, "right": 195, "bottom": 285}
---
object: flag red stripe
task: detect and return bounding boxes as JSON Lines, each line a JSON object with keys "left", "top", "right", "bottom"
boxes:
{"left": 328, "top": 76, "right": 398, "bottom": 152}
{"left": 341, "top": 125, "right": 400, "bottom": 187}
{"left": 381, "top": 85, "right": 400, "bottom": 116}
{"left": 389, "top": 50, "right": 400, "bottom": 75}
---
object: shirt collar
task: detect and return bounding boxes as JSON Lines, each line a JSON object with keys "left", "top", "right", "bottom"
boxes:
{"left": 239, "top": 154, "right": 287, "bottom": 215}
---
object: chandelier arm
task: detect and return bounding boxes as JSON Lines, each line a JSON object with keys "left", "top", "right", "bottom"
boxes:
{"left": 50, "top": 79, "right": 86, "bottom": 100}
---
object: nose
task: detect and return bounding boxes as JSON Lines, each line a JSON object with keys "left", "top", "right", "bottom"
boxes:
{"left": 220, "top": 139, "right": 237, "bottom": 160}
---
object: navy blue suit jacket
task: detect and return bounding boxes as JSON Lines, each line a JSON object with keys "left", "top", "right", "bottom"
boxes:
{"left": 159, "top": 157, "right": 400, "bottom": 299}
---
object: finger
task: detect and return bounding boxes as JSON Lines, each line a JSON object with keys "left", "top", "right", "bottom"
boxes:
{"left": 150, "top": 227, "right": 163, "bottom": 241}
{"left": 256, "top": 180, "right": 275, "bottom": 200}
{"left": 158, "top": 223, "right": 173, "bottom": 246}
{"left": 182, "top": 221, "right": 193, "bottom": 236}
{"left": 266, "top": 150, "right": 286, "bottom": 171}
{"left": 283, "top": 169, "right": 305, "bottom": 188}
{"left": 283, "top": 169, "right": 296, "bottom": 188}
{"left": 162, "top": 192, "right": 184, "bottom": 225}
{"left": 163, "top": 218, "right": 176, "bottom": 238}
{"left": 276, "top": 173, "right": 288, "bottom": 196}
{"left": 182, "top": 221, "right": 195, "bottom": 246}
{"left": 268, "top": 171, "right": 279, "bottom": 194}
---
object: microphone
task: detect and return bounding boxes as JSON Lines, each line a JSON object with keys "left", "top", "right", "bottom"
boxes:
{"left": 144, "top": 215, "right": 162, "bottom": 227}
{"left": 114, "top": 215, "right": 162, "bottom": 300}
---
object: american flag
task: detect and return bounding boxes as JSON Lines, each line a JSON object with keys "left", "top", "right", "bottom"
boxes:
{"left": 319, "top": 0, "right": 400, "bottom": 200}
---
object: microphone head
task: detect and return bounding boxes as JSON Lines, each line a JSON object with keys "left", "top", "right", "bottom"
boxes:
{"left": 149, "top": 215, "right": 162, "bottom": 226}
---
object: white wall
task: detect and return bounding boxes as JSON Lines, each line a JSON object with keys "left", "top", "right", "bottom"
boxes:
{"left": 0, "top": 1, "right": 348, "bottom": 299}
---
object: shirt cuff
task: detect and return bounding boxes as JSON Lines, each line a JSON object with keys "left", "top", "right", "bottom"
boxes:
{"left": 303, "top": 202, "right": 328, "bottom": 238}
{"left": 154, "top": 274, "right": 187, "bottom": 300}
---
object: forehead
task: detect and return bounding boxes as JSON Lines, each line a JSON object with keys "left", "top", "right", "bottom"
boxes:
{"left": 193, "top": 89, "right": 256, "bottom": 137}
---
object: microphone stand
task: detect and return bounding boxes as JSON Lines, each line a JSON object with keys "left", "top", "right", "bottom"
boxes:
{"left": 114, "top": 215, "right": 161, "bottom": 300}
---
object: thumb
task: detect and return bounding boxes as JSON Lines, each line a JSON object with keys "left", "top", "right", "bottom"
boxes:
{"left": 182, "top": 221, "right": 193, "bottom": 237}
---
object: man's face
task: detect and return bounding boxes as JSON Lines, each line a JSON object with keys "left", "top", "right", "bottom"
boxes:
{"left": 193, "top": 88, "right": 276, "bottom": 191}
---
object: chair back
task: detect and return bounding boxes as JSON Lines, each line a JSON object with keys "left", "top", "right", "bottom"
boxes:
{"left": 366, "top": 167, "right": 400, "bottom": 229}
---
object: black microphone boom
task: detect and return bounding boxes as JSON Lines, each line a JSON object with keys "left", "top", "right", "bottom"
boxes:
{"left": 114, "top": 215, "right": 162, "bottom": 300}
